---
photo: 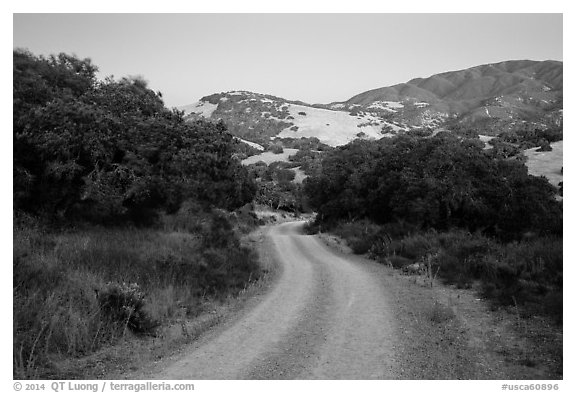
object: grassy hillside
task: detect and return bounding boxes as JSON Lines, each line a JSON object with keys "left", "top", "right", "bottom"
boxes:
{"left": 182, "top": 91, "right": 407, "bottom": 147}
{"left": 180, "top": 61, "right": 562, "bottom": 155}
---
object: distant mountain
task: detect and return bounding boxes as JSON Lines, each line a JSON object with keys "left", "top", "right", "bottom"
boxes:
{"left": 332, "top": 60, "right": 563, "bottom": 131}
{"left": 180, "top": 60, "right": 562, "bottom": 147}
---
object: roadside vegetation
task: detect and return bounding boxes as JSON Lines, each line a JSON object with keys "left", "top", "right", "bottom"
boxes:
{"left": 14, "top": 48, "right": 563, "bottom": 378}
{"left": 247, "top": 161, "right": 306, "bottom": 212}
{"left": 13, "top": 49, "right": 261, "bottom": 378}
{"left": 304, "top": 133, "right": 562, "bottom": 322}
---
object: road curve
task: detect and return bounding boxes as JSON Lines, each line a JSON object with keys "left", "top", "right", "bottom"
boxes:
{"left": 157, "top": 221, "right": 397, "bottom": 379}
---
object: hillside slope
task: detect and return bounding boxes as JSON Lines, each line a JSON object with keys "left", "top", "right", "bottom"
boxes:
{"left": 181, "top": 91, "right": 407, "bottom": 147}
{"left": 180, "top": 60, "right": 562, "bottom": 148}
{"left": 338, "top": 60, "right": 563, "bottom": 131}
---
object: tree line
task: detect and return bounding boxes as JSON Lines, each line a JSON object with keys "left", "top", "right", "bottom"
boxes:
{"left": 304, "top": 132, "right": 562, "bottom": 240}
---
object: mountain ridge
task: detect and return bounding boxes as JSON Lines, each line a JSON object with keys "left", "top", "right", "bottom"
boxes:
{"left": 180, "top": 59, "right": 562, "bottom": 147}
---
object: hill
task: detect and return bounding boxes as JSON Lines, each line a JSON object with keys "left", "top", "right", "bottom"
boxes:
{"left": 180, "top": 60, "right": 562, "bottom": 148}
{"left": 181, "top": 91, "right": 407, "bottom": 147}
{"left": 338, "top": 60, "right": 563, "bottom": 132}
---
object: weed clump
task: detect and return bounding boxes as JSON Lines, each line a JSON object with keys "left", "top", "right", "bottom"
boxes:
{"left": 97, "top": 282, "right": 159, "bottom": 334}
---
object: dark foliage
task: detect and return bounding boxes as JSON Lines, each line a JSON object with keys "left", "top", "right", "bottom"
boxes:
{"left": 98, "top": 282, "right": 159, "bottom": 334}
{"left": 277, "top": 137, "right": 332, "bottom": 151}
{"left": 304, "top": 133, "right": 561, "bottom": 240}
{"left": 14, "top": 50, "right": 255, "bottom": 223}
{"left": 496, "top": 127, "right": 563, "bottom": 149}
{"left": 268, "top": 143, "right": 284, "bottom": 154}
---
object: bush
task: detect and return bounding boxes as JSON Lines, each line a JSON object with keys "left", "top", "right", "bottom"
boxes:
{"left": 97, "top": 282, "right": 159, "bottom": 334}
{"left": 379, "top": 221, "right": 420, "bottom": 239}
{"left": 333, "top": 220, "right": 382, "bottom": 255}
{"left": 390, "top": 233, "right": 438, "bottom": 260}
{"left": 269, "top": 143, "right": 284, "bottom": 154}
{"left": 537, "top": 141, "right": 552, "bottom": 151}
{"left": 387, "top": 255, "right": 413, "bottom": 269}
{"left": 274, "top": 168, "right": 296, "bottom": 183}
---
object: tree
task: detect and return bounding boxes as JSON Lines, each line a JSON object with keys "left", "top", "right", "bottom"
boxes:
{"left": 304, "top": 133, "right": 561, "bottom": 239}
{"left": 13, "top": 50, "right": 256, "bottom": 223}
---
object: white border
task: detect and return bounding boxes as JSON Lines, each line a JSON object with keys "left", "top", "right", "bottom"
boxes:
{"left": 3, "top": 4, "right": 572, "bottom": 392}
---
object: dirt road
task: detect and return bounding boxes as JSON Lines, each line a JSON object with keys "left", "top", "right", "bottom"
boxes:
{"left": 156, "top": 221, "right": 397, "bottom": 379}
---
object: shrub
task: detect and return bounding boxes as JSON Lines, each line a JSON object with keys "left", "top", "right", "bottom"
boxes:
{"left": 379, "top": 221, "right": 420, "bottom": 239}
{"left": 387, "top": 255, "right": 413, "bottom": 269}
{"left": 97, "top": 282, "right": 158, "bottom": 334}
{"left": 246, "top": 162, "right": 268, "bottom": 179}
{"left": 501, "top": 237, "right": 562, "bottom": 285}
{"left": 537, "top": 141, "right": 552, "bottom": 151}
{"left": 333, "top": 220, "right": 382, "bottom": 255}
{"left": 274, "top": 168, "right": 296, "bottom": 183}
{"left": 269, "top": 143, "right": 284, "bottom": 154}
{"left": 199, "top": 245, "right": 258, "bottom": 295}
{"left": 391, "top": 233, "right": 438, "bottom": 260}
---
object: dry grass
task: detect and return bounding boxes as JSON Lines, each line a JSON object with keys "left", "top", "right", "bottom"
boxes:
{"left": 13, "top": 212, "right": 261, "bottom": 379}
{"left": 524, "top": 140, "right": 563, "bottom": 187}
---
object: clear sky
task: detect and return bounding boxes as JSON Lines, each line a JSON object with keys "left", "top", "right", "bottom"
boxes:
{"left": 13, "top": 13, "right": 563, "bottom": 108}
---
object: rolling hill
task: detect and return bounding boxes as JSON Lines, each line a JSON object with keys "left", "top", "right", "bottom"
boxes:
{"left": 180, "top": 60, "right": 562, "bottom": 148}
{"left": 180, "top": 90, "right": 408, "bottom": 147}
{"left": 335, "top": 60, "right": 563, "bottom": 131}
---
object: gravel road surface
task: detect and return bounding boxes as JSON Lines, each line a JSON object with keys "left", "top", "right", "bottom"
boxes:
{"left": 156, "top": 221, "right": 397, "bottom": 379}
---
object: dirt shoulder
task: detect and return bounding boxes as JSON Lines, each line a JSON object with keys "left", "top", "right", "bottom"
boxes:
{"left": 317, "top": 233, "right": 563, "bottom": 380}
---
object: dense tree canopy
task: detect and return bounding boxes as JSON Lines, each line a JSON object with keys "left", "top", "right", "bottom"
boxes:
{"left": 14, "top": 49, "right": 255, "bottom": 223}
{"left": 304, "top": 133, "right": 561, "bottom": 239}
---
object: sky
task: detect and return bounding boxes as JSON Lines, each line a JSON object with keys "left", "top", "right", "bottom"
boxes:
{"left": 13, "top": 13, "right": 563, "bottom": 109}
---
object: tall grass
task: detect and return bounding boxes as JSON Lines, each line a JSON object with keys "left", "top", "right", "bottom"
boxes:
{"left": 13, "top": 208, "right": 261, "bottom": 378}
